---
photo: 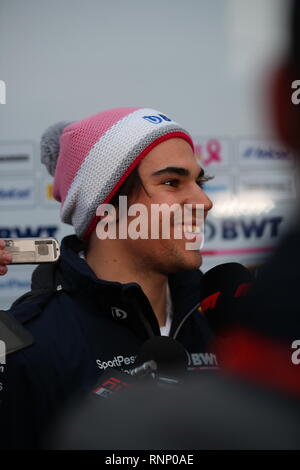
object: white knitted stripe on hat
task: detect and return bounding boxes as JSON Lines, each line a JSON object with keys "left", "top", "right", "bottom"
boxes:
{"left": 60, "top": 108, "right": 190, "bottom": 238}
{"left": 76, "top": 124, "right": 187, "bottom": 238}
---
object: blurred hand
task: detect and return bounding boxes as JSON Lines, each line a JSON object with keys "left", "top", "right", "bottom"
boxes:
{"left": 0, "top": 239, "right": 12, "bottom": 275}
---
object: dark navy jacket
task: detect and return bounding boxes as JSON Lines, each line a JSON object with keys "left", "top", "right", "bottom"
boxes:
{"left": 0, "top": 235, "right": 217, "bottom": 449}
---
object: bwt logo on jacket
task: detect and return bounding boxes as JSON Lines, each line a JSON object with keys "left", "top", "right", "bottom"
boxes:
{"left": 0, "top": 226, "right": 58, "bottom": 238}
{"left": 96, "top": 355, "right": 136, "bottom": 370}
{"left": 187, "top": 352, "right": 218, "bottom": 368}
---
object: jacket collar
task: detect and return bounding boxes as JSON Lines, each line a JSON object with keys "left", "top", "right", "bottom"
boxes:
{"left": 58, "top": 235, "right": 203, "bottom": 334}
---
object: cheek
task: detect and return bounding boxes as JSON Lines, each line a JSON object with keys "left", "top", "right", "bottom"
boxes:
{"left": 126, "top": 238, "right": 166, "bottom": 261}
{"left": 149, "top": 198, "right": 183, "bottom": 231}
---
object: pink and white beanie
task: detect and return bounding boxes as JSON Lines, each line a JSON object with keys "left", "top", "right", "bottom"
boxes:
{"left": 41, "top": 107, "right": 194, "bottom": 240}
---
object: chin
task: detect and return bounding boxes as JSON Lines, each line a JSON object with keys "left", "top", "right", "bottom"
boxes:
{"left": 167, "top": 251, "right": 203, "bottom": 273}
{"left": 184, "top": 252, "right": 203, "bottom": 270}
{"left": 151, "top": 241, "right": 203, "bottom": 273}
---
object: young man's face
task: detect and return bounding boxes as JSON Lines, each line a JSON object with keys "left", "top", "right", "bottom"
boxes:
{"left": 119, "top": 137, "right": 213, "bottom": 274}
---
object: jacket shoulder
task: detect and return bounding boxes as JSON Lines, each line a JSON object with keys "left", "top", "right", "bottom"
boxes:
{"left": 7, "top": 261, "right": 68, "bottom": 324}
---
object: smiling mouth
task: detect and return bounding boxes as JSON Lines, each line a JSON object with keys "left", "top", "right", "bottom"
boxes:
{"left": 182, "top": 224, "right": 202, "bottom": 234}
{"left": 170, "top": 224, "right": 204, "bottom": 243}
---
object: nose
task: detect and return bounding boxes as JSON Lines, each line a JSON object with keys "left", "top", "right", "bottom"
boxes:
{"left": 202, "top": 190, "right": 213, "bottom": 215}
{"left": 185, "top": 183, "right": 213, "bottom": 216}
{"left": 199, "top": 190, "right": 213, "bottom": 220}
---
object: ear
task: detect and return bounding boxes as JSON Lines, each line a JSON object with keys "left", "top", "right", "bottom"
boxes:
{"left": 270, "top": 61, "right": 300, "bottom": 151}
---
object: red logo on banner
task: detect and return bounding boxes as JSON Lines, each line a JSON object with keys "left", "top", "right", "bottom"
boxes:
{"left": 195, "top": 139, "right": 222, "bottom": 166}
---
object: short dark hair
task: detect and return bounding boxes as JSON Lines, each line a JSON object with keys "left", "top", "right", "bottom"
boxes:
{"left": 110, "top": 166, "right": 144, "bottom": 208}
{"left": 83, "top": 167, "right": 143, "bottom": 250}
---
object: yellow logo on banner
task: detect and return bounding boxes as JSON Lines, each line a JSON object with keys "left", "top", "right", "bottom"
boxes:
{"left": 46, "top": 183, "right": 54, "bottom": 200}
{"left": 194, "top": 143, "right": 204, "bottom": 164}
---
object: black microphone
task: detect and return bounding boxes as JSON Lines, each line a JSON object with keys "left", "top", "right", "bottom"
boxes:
{"left": 132, "top": 336, "right": 188, "bottom": 381}
{"left": 129, "top": 360, "right": 157, "bottom": 377}
{"left": 200, "top": 263, "right": 253, "bottom": 333}
{"left": 49, "top": 337, "right": 190, "bottom": 448}
{"left": 91, "top": 337, "right": 188, "bottom": 399}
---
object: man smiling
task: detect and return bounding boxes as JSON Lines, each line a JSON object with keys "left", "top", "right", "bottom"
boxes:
{"left": 88, "top": 137, "right": 212, "bottom": 327}
{"left": 0, "top": 107, "right": 216, "bottom": 449}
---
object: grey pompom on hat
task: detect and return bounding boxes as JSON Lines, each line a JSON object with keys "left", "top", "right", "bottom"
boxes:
{"left": 40, "top": 121, "right": 72, "bottom": 176}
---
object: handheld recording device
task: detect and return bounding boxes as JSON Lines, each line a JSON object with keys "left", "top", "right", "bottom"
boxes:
{"left": 3, "top": 238, "right": 60, "bottom": 264}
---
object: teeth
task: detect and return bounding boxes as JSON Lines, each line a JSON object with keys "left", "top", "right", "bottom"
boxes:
{"left": 183, "top": 225, "right": 201, "bottom": 233}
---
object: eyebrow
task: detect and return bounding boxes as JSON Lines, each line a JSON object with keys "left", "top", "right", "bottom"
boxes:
{"left": 151, "top": 166, "right": 205, "bottom": 178}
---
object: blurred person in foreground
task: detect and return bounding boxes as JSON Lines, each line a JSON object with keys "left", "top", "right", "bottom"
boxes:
{"left": 216, "top": 0, "right": 300, "bottom": 392}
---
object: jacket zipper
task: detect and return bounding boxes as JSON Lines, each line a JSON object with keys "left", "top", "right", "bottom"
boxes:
{"left": 172, "top": 302, "right": 201, "bottom": 340}
{"left": 126, "top": 285, "right": 201, "bottom": 340}
{"left": 124, "top": 286, "right": 158, "bottom": 338}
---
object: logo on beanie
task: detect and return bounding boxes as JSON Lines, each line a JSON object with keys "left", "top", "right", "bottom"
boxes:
{"left": 143, "top": 114, "right": 172, "bottom": 124}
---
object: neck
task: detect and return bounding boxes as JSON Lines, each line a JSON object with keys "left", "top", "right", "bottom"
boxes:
{"left": 85, "top": 234, "right": 169, "bottom": 327}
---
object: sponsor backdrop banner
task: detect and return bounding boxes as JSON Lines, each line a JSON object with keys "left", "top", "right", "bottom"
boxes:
{"left": 0, "top": 0, "right": 297, "bottom": 310}
{"left": 197, "top": 137, "right": 297, "bottom": 271}
{"left": 1, "top": 137, "right": 297, "bottom": 309}
{"left": 0, "top": 142, "right": 74, "bottom": 309}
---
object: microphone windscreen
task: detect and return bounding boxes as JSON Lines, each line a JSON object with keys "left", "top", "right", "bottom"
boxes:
{"left": 133, "top": 336, "right": 188, "bottom": 377}
{"left": 201, "top": 263, "right": 253, "bottom": 332}
{"left": 202, "top": 263, "right": 253, "bottom": 299}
